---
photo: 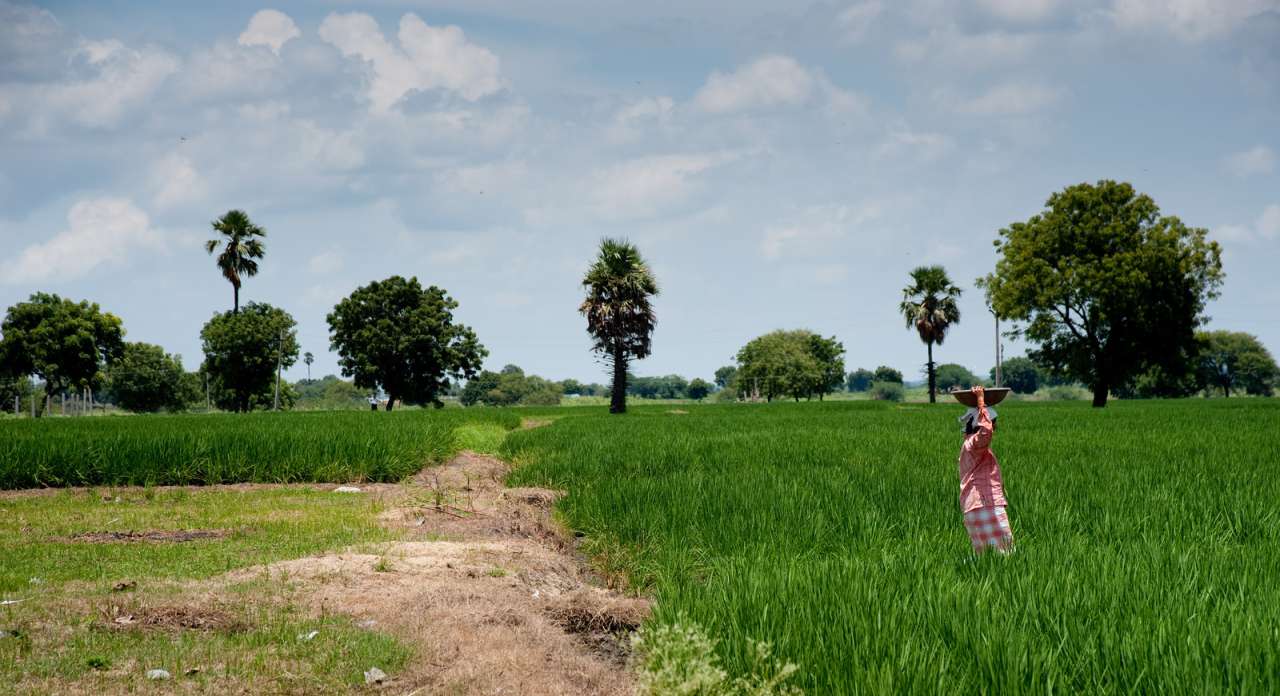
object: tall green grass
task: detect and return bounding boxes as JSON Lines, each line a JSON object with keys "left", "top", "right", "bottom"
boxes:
{"left": 0, "top": 409, "right": 521, "bottom": 488}
{"left": 504, "top": 400, "right": 1280, "bottom": 694}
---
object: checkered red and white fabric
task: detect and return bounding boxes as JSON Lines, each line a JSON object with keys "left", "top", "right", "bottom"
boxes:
{"left": 963, "top": 505, "right": 1014, "bottom": 553}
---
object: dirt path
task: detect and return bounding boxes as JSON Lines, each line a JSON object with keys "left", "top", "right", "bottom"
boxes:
{"left": 227, "top": 449, "right": 648, "bottom": 695}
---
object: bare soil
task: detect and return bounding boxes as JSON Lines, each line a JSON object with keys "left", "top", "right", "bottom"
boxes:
{"left": 96, "top": 603, "right": 249, "bottom": 634}
{"left": 228, "top": 448, "right": 648, "bottom": 695}
{"left": 68, "top": 529, "right": 235, "bottom": 544}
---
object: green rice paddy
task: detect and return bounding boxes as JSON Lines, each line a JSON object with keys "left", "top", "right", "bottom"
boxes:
{"left": 0, "top": 409, "right": 521, "bottom": 488}
{"left": 503, "top": 400, "right": 1280, "bottom": 694}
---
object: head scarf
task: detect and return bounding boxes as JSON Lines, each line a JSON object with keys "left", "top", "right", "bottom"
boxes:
{"left": 958, "top": 406, "right": 997, "bottom": 433}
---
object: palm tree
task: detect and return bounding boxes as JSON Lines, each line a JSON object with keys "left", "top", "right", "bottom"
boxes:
{"left": 580, "top": 239, "right": 659, "bottom": 414}
{"left": 205, "top": 210, "right": 266, "bottom": 313}
{"left": 899, "top": 265, "right": 962, "bottom": 403}
{"left": 303, "top": 351, "right": 314, "bottom": 382}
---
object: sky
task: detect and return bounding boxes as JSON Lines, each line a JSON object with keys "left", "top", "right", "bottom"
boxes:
{"left": 1, "top": 0, "right": 1278, "bottom": 385}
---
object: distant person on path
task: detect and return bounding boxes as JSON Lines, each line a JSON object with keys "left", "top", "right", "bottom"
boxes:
{"left": 957, "top": 386, "right": 1014, "bottom": 554}
{"left": 368, "top": 394, "right": 379, "bottom": 412}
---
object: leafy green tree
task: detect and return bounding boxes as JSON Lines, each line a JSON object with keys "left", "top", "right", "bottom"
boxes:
{"left": 200, "top": 302, "right": 298, "bottom": 412}
{"left": 934, "top": 363, "right": 980, "bottom": 392}
{"left": 714, "top": 365, "right": 738, "bottom": 390}
{"left": 899, "top": 265, "right": 962, "bottom": 404}
{"left": 328, "top": 276, "right": 486, "bottom": 410}
{"left": 687, "top": 378, "right": 712, "bottom": 401}
{"left": 1115, "top": 363, "right": 1201, "bottom": 399}
{"left": 205, "top": 209, "right": 266, "bottom": 313}
{"left": 107, "top": 342, "right": 190, "bottom": 413}
{"left": 807, "top": 334, "right": 846, "bottom": 400}
{"left": 736, "top": 330, "right": 843, "bottom": 401}
{"left": 461, "top": 371, "right": 501, "bottom": 406}
{"left": 580, "top": 239, "right": 659, "bottom": 415}
{"left": 561, "top": 378, "right": 583, "bottom": 395}
{"left": 303, "top": 352, "right": 314, "bottom": 382}
{"left": 294, "top": 375, "right": 367, "bottom": 410}
{"left": 870, "top": 381, "right": 904, "bottom": 402}
{"left": 737, "top": 331, "right": 813, "bottom": 402}
{"left": 0, "top": 293, "right": 125, "bottom": 416}
{"left": 990, "top": 356, "right": 1041, "bottom": 394}
{"left": 0, "top": 375, "right": 34, "bottom": 415}
{"left": 980, "top": 180, "right": 1223, "bottom": 407}
{"left": 873, "top": 366, "right": 903, "bottom": 384}
{"left": 179, "top": 371, "right": 205, "bottom": 410}
{"left": 1197, "top": 331, "right": 1278, "bottom": 397}
{"left": 846, "top": 368, "right": 874, "bottom": 392}
{"left": 520, "top": 376, "right": 563, "bottom": 406}
{"left": 630, "top": 375, "right": 689, "bottom": 399}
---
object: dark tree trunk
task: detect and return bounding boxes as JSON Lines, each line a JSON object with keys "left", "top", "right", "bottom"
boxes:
{"left": 927, "top": 342, "right": 936, "bottom": 404}
{"left": 1091, "top": 382, "right": 1108, "bottom": 407}
{"left": 610, "top": 349, "right": 627, "bottom": 415}
{"left": 233, "top": 283, "right": 240, "bottom": 313}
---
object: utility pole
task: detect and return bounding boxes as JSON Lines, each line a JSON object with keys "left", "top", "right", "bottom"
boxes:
{"left": 990, "top": 305, "right": 1002, "bottom": 388}
{"left": 273, "top": 327, "right": 283, "bottom": 411}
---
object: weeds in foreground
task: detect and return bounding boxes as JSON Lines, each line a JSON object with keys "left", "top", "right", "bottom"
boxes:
{"left": 632, "top": 616, "right": 801, "bottom": 696}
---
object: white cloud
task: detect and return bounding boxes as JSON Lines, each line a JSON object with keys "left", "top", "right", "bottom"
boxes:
{"left": 608, "top": 95, "right": 675, "bottom": 138}
{"left": 16, "top": 40, "right": 179, "bottom": 130}
{"left": 838, "top": 1, "right": 883, "bottom": 42}
{"left": 977, "top": 0, "right": 1060, "bottom": 22}
{"left": 874, "top": 126, "right": 954, "bottom": 162}
{"left": 954, "top": 82, "right": 1067, "bottom": 115}
{"left": 694, "top": 55, "right": 816, "bottom": 113}
{"left": 894, "top": 28, "right": 1037, "bottom": 68}
{"left": 2, "top": 198, "right": 161, "bottom": 283}
{"left": 692, "top": 55, "right": 865, "bottom": 117}
{"left": 150, "top": 153, "right": 207, "bottom": 209}
{"left": 1260, "top": 205, "right": 1280, "bottom": 239}
{"left": 296, "top": 120, "right": 365, "bottom": 171}
{"left": 182, "top": 40, "right": 286, "bottom": 100}
{"left": 1216, "top": 204, "right": 1280, "bottom": 242}
{"left": 308, "top": 249, "right": 345, "bottom": 274}
{"left": 318, "top": 11, "right": 504, "bottom": 112}
{"left": 238, "top": 9, "right": 301, "bottom": 55}
{"left": 1223, "top": 145, "right": 1276, "bottom": 177}
{"left": 589, "top": 153, "right": 731, "bottom": 221}
{"left": 428, "top": 241, "right": 483, "bottom": 265}
{"left": 1109, "top": 0, "right": 1280, "bottom": 41}
{"left": 761, "top": 203, "right": 882, "bottom": 260}
{"left": 435, "top": 160, "right": 528, "bottom": 195}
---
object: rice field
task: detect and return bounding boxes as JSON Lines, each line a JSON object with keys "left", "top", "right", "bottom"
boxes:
{"left": 0, "top": 409, "right": 521, "bottom": 488}
{"left": 503, "top": 400, "right": 1280, "bottom": 694}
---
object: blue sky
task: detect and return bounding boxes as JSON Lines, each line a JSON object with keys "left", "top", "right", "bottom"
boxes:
{"left": 2, "top": 0, "right": 1278, "bottom": 385}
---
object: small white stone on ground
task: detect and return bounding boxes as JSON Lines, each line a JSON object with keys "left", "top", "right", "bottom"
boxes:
{"left": 146, "top": 669, "right": 171, "bottom": 680}
{"left": 334, "top": 486, "right": 362, "bottom": 493}
{"left": 364, "top": 667, "right": 387, "bottom": 684}
{"left": 298, "top": 630, "right": 319, "bottom": 641}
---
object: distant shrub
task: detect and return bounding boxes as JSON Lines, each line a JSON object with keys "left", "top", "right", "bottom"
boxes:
{"left": 1047, "top": 385, "right": 1086, "bottom": 401}
{"left": 870, "top": 381, "right": 904, "bottom": 402}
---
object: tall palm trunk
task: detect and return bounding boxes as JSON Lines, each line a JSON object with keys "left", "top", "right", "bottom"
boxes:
{"left": 233, "top": 283, "right": 240, "bottom": 313}
{"left": 610, "top": 345, "right": 627, "bottom": 414}
{"left": 926, "top": 341, "right": 936, "bottom": 404}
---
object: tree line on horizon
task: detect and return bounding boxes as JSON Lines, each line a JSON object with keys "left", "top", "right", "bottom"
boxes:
{"left": 2, "top": 180, "right": 1278, "bottom": 416}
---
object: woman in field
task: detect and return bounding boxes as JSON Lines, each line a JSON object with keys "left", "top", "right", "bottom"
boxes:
{"left": 957, "top": 386, "right": 1014, "bottom": 554}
